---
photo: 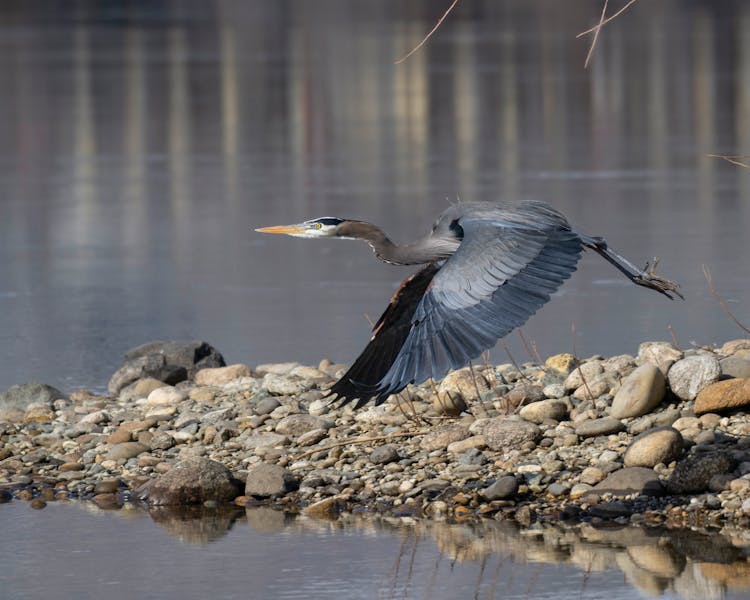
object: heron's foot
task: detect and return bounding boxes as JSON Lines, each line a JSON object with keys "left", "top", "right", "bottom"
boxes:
{"left": 634, "top": 257, "right": 684, "bottom": 300}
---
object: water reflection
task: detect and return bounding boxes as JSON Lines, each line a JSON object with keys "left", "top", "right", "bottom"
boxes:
{"left": 4, "top": 500, "right": 750, "bottom": 599}
{"left": 0, "top": 1, "right": 749, "bottom": 391}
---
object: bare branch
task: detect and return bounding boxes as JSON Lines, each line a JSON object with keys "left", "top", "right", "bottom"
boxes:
{"left": 577, "top": 0, "right": 640, "bottom": 38}
{"left": 584, "top": 0, "right": 609, "bottom": 69}
{"left": 703, "top": 265, "right": 750, "bottom": 335}
{"left": 394, "top": 0, "right": 461, "bottom": 65}
{"left": 707, "top": 154, "right": 750, "bottom": 169}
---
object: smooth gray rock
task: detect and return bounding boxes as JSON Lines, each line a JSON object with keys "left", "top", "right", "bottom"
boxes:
{"left": 624, "top": 427, "right": 683, "bottom": 468}
{"left": 105, "top": 442, "right": 148, "bottom": 462}
{"left": 109, "top": 340, "right": 225, "bottom": 394}
{"left": 245, "top": 463, "right": 298, "bottom": 498}
{"left": 575, "top": 417, "right": 625, "bottom": 438}
{"left": 666, "top": 451, "right": 736, "bottom": 494}
{"left": 138, "top": 457, "right": 241, "bottom": 505}
{"left": 667, "top": 354, "right": 721, "bottom": 401}
{"left": 519, "top": 399, "right": 568, "bottom": 424}
{"left": 0, "top": 383, "right": 67, "bottom": 421}
{"left": 369, "top": 444, "right": 400, "bottom": 465}
{"left": 481, "top": 476, "right": 518, "bottom": 500}
{"left": 254, "top": 397, "right": 281, "bottom": 415}
{"left": 611, "top": 364, "right": 666, "bottom": 419}
{"left": 590, "top": 467, "right": 664, "bottom": 497}
{"left": 719, "top": 356, "right": 750, "bottom": 379}
{"left": 275, "top": 414, "right": 334, "bottom": 437}
{"left": 477, "top": 417, "right": 541, "bottom": 452}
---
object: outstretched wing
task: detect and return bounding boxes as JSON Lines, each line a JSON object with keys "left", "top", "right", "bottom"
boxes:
{"left": 326, "top": 263, "right": 441, "bottom": 408}
{"left": 371, "top": 202, "right": 584, "bottom": 402}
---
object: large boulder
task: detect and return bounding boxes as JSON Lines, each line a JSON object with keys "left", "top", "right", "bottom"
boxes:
{"left": 109, "top": 341, "right": 225, "bottom": 394}
{"left": 137, "top": 457, "right": 241, "bottom": 505}
{"left": 0, "top": 383, "right": 67, "bottom": 422}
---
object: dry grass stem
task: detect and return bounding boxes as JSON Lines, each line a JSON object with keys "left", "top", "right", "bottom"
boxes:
{"left": 571, "top": 322, "right": 594, "bottom": 401}
{"left": 500, "top": 340, "right": 529, "bottom": 382}
{"left": 707, "top": 154, "right": 750, "bottom": 169}
{"left": 394, "top": 0, "right": 461, "bottom": 64}
{"left": 577, "top": 0, "right": 640, "bottom": 37}
{"left": 578, "top": 0, "right": 639, "bottom": 68}
{"left": 667, "top": 324, "right": 682, "bottom": 350}
{"left": 518, "top": 329, "right": 543, "bottom": 365}
{"left": 703, "top": 265, "right": 750, "bottom": 335}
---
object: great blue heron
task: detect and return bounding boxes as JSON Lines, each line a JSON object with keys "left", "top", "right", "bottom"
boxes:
{"left": 257, "top": 200, "right": 681, "bottom": 408}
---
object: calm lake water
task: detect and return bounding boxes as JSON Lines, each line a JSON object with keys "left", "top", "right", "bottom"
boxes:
{"left": 1, "top": 0, "right": 749, "bottom": 393}
{"left": 2, "top": 1, "right": 750, "bottom": 598}
{"left": 1, "top": 500, "right": 749, "bottom": 600}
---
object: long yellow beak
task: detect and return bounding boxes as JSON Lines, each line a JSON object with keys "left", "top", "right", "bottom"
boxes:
{"left": 254, "top": 224, "right": 307, "bottom": 235}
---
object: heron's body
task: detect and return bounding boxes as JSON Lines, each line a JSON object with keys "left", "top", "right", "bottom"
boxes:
{"left": 257, "top": 200, "right": 681, "bottom": 408}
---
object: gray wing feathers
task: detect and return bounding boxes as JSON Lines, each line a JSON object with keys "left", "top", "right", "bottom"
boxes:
{"left": 375, "top": 207, "right": 583, "bottom": 398}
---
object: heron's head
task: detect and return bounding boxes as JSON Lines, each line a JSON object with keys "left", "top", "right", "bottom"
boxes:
{"left": 255, "top": 217, "right": 346, "bottom": 239}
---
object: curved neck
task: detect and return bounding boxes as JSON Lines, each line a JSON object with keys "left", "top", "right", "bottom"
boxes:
{"left": 337, "top": 221, "right": 457, "bottom": 266}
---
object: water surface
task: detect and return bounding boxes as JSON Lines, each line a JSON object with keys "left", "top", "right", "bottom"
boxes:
{"left": 2, "top": 501, "right": 749, "bottom": 600}
{"left": 1, "top": 1, "right": 749, "bottom": 392}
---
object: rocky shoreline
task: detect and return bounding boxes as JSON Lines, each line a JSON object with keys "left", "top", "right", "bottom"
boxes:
{"left": 2, "top": 339, "right": 750, "bottom": 545}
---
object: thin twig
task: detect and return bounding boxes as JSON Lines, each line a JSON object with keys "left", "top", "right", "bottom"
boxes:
{"left": 703, "top": 265, "right": 750, "bottom": 335}
{"left": 294, "top": 430, "right": 430, "bottom": 460}
{"left": 518, "top": 329, "right": 543, "bottom": 365}
{"left": 706, "top": 154, "right": 750, "bottom": 169}
{"left": 500, "top": 340, "right": 529, "bottom": 382}
{"left": 667, "top": 324, "right": 682, "bottom": 351}
{"left": 571, "top": 322, "right": 594, "bottom": 401}
{"left": 577, "top": 0, "right": 640, "bottom": 38}
{"left": 583, "top": 0, "right": 608, "bottom": 69}
{"left": 394, "top": 0, "right": 461, "bottom": 64}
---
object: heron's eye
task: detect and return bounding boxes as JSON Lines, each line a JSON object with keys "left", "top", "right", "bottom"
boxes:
{"left": 311, "top": 223, "right": 322, "bottom": 229}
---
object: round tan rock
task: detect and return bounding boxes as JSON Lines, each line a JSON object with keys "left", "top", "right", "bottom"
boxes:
{"left": 133, "top": 377, "right": 169, "bottom": 397}
{"left": 146, "top": 386, "right": 186, "bottom": 406}
{"left": 519, "top": 399, "right": 568, "bottom": 424}
{"left": 195, "top": 364, "right": 252, "bottom": 386}
{"left": 624, "top": 427, "right": 683, "bottom": 467}
{"left": 610, "top": 364, "right": 666, "bottom": 419}
{"left": 694, "top": 378, "right": 750, "bottom": 414}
